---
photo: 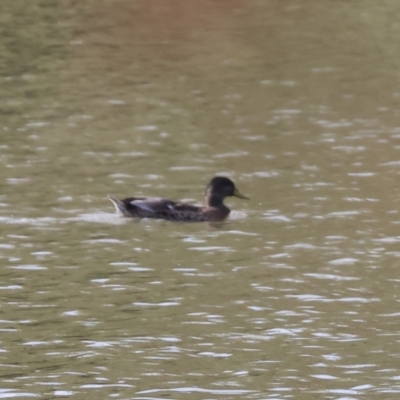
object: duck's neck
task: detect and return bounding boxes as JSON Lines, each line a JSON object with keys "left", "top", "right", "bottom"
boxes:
{"left": 206, "top": 194, "right": 225, "bottom": 208}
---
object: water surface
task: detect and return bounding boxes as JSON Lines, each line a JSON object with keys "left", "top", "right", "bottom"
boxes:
{"left": 1, "top": 1, "right": 400, "bottom": 399}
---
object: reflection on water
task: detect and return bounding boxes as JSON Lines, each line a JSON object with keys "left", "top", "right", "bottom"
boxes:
{"left": 2, "top": 0, "right": 400, "bottom": 398}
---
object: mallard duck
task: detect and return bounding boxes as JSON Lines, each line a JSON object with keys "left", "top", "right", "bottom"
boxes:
{"left": 108, "top": 176, "right": 249, "bottom": 222}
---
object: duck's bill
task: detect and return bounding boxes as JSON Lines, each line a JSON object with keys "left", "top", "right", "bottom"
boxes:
{"left": 233, "top": 188, "right": 250, "bottom": 199}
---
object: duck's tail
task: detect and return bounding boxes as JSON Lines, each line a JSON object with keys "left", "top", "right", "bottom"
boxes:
{"left": 108, "top": 196, "right": 129, "bottom": 216}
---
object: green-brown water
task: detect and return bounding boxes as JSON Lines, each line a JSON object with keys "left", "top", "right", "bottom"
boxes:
{"left": 2, "top": 1, "right": 400, "bottom": 399}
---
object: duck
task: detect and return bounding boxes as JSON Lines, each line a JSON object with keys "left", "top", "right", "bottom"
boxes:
{"left": 108, "top": 176, "right": 249, "bottom": 222}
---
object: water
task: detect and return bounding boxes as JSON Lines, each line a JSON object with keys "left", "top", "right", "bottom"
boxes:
{"left": 1, "top": 0, "right": 400, "bottom": 398}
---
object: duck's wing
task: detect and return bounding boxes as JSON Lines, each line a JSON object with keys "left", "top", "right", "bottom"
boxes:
{"left": 130, "top": 197, "right": 176, "bottom": 213}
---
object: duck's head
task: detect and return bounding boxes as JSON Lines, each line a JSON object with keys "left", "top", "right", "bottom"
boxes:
{"left": 205, "top": 176, "right": 249, "bottom": 207}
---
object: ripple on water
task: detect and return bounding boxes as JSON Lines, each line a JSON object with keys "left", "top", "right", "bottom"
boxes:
{"left": 311, "top": 374, "right": 338, "bottom": 380}
{"left": 169, "top": 166, "right": 206, "bottom": 171}
{"left": 188, "top": 246, "right": 233, "bottom": 252}
{"left": 228, "top": 211, "right": 248, "bottom": 219}
{"left": 374, "top": 236, "right": 400, "bottom": 243}
{"left": 207, "top": 230, "right": 257, "bottom": 237}
{"left": 136, "top": 388, "right": 255, "bottom": 395}
{"left": 0, "top": 390, "right": 39, "bottom": 398}
{"left": 343, "top": 197, "right": 379, "bottom": 202}
{"left": 54, "top": 391, "right": 75, "bottom": 397}
{"left": 9, "top": 264, "right": 47, "bottom": 270}
{"left": 0, "top": 285, "right": 22, "bottom": 290}
{"left": 182, "top": 236, "right": 206, "bottom": 243}
{"left": 0, "top": 244, "right": 15, "bottom": 249}
{"left": 245, "top": 171, "right": 279, "bottom": 178}
{"left": 304, "top": 273, "right": 359, "bottom": 281}
{"left": 328, "top": 258, "right": 359, "bottom": 265}
{"left": 263, "top": 214, "right": 292, "bottom": 222}
{"left": 213, "top": 151, "right": 248, "bottom": 158}
{"left": 133, "top": 301, "right": 180, "bottom": 307}
{"left": 326, "top": 211, "right": 361, "bottom": 218}
{"left": 74, "top": 213, "right": 127, "bottom": 224}
{"left": 348, "top": 172, "right": 375, "bottom": 177}
{"left": 284, "top": 243, "right": 317, "bottom": 250}
{"left": 173, "top": 268, "right": 197, "bottom": 273}
{"left": 84, "top": 238, "right": 125, "bottom": 244}
{"left": 286, "top": 294, "right": 380, "bottom": 303}
{"left": 0, "top": 216, "right": 58, "bottom": 226}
